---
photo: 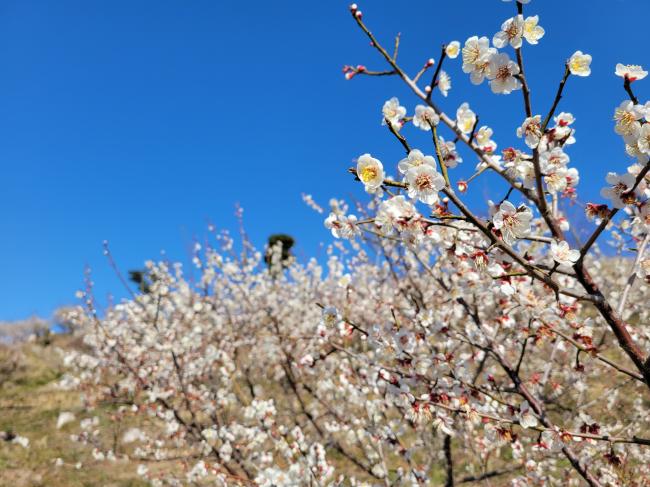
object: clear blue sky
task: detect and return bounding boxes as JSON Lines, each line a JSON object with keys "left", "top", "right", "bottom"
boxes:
{"left": 1, "top": 0, "right": 648, "bottom": 321}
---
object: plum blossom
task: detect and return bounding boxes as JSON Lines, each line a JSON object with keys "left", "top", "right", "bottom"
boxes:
{"left": 445, "top": 40, "right": 460, "bottom": 59}
{"left": 487, "top": 52, "right": 521, "bottom": 94}
{"left": 518, "top": 401, "right": 538, "bottom": 429}
{"left": 356, "top": 153, "right": 384, "bottom": 192}
{"left": 493, "top": 201, "right": 533, "bottom": 244}
{"left": 544, "top": 166, "right": 569, "bottom": 194}
{"left": 456, "top": 102, "right": 477, "bottom": 134}
{"left": 438, "top": 137, "right": 463, "bottom": 168}
{"left": 412, "top": 104, "right": 440, "bottom": 131}
{"left": 476, "top": 126, "right": 497, "bottom": 153}
{"left": 550, "top": 240, "right": 580, "bottom": 266}
{"left": 637, "top": 124, "right": 650, "bottom": 155}
{"left": 493, "top": 15, "right": 524, "bottom": 49}
{"left": 600, "top": 172, "right": 638, "bottom": 208}
{"left": 615, "top": 63, "right": 648, "bottom": 82}
{"left": 376, "top": 195, "right": 419, "bottom": 234}
{"left": 324, "top": 212, "right": 360, "bottom": 239}
{"left": 438, "top": 71, "right": 451, "bottom": 96}
{"left": 517, "top": 115, "right": 543, "bottom": 148}
{"left": 398, "top": 149, "right": 436, "bottom": 174}
{"left": 523, "top": 16, "right": 545, "bottom": 44}
{"left": 462, "top": 36, "right": 495, "bottom": 85}
{"left": 406, "top": 165, "right": 446, "bottom": 205}
{"left": 568, "top": 51, "right": 592, "bottom": 77}
{"left": 614, "top": 100, "right": 644, "bottom": 138}
{"left": 382, "top": 96, "right": 406, "bottom": 126}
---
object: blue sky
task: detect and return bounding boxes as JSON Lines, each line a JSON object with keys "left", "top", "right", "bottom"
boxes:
{"left": 0, "top": 0, "right": 648, "bottom": 321}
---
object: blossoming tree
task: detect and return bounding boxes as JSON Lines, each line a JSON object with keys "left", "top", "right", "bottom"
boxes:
{"left": 61, "top": 1, "right": 650, "bottom": 485}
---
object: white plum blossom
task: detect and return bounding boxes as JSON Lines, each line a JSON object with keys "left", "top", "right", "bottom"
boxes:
{"left": 487, "top": 52, "right": 522, "bottom": 94}
{"left": 493, "top": 15, "right": 524, "bottom": 49}
{"left": 637, "top": 258, "right": 650, "bottom": 279}
{"left": 544, "top": 166, "right": 569, "bottom": 194}
{"left": 517, "top": 115, "right": 543, "bottom": 148}
{"left": 601, "top": 172, "right": 637, "bottom": 209}
{"left": 550, "top": 240, "right": 580, "bottom": 266}
{"left": 412, "top": 104, "right": 440, "bottom": 131}
{"left": 356, "top": 153, "right": 384, "bottom": 192}
{"left": 398, "top": 149, "right": 436, "bottom": 174}
{"left": 438, "top": 137, "right": 463, "bottom": 168}
{"left": 518, "top": 401, "right": 538, "bottom": 429}
{"left": 445, "top": 41, "right": 460, "bottom": 59}
{"left": 406, "top": 164, "right": 446, "bottom": 205}
{"left": 382, "top": 96, "right": 406, "bottom": 126}
{"left": 493, "top": 201, "right": 533, "bottom": 244}
{"left": 456, "top": 102, "right": 477, "bottom": 134}
{"left": 462, "top": 36, "right": 495, "bottom": 85}
{"left": 540, "top": 147, "right": 569, "bottom": 170}
{"left": 438, "top": 71, "right": 451, "bottom": 96}
{"left": 523, "top": 16, "right": 545, "bottom": 44}
{"left": 376, "top": 195, "right": 419, "bottom": 234}
{"left": 568, "top": 51, "right": 592, "bottom": 77}
{"left": 637, "top": 124, "right": 650, "bottom": 155}
{"left": 475, "top": 126, "right": 497, "bottom": 153}
{"left": 324, "top": 212, "right": 360, "bottom": 239}
{"left": 615, "top": 63, "right": 648, "bottom": 82}
{"left": 614, "top": 100, "right": 644, "bottom": 138}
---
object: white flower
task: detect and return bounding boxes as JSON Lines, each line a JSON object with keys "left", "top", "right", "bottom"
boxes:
{"left": 518, "top": 401, "right": 538, "bottom": 429}
{"left": 493, "top": 15, "right": 524, "bottom": 49}
{"left": 492, "top": 201, "right": 533, "bottom": 244}
{"left": 637, "top": 258, "right": 650, "bottom": 279}
{"left": 398, "top": 149, "right": 436, "bottom": 174}
{"left": 324, "top": 213, "right": 360, "bottom": 239}
{"left": 568, "top": 51, "right": 592, "bottom": 77}
{"left": 382, "top": 97, "right": 406, "bottom": 126}
{"left": 475, "top": 126, "right": 497, "bottom": 153}
{"left": 406, "top": 165, "right": 446, "bottom": 205}
{"left": 456, "top": 102, "right": 477, "bottom": 134}
{"left": 637, "top": 124, "right": 650, "bottom": 155}
{"left": 523, "top": 16, "right": 545, "bottom": 44}
{"left": 615, "top": 63, "right": 648, "bottom": 82}
{"left": 462, "top": 36, "right": 495, "bottom": 85}
{"left": 600, "top": 172, "right": 637, "bottom": 209}
{"left": 517, "top": 115, "right": 543, "bottom": 148}
{"left": 550, "top": 240, "right": 580, "bottom": 266}
{"left": 376, "top": 195, "right": 419, "bottom": 234}
{"left": 438, "top": 71, "right": 451, "bottom": 97}
{"left": 356, "top": 153, "right": 384, "bottom": 192}
{"left": 321, "top": 306, "right": 340, "bottom": 327}
{"left": 445, "top": 41, "right": 460, "bottom": 59}
{"left": 540, "top": 147, "right": 569, "bottom": 170}
{"left": 438, "top": 137, "right": 463, "bottom": 168}
{"left": 412, "top": 105, "right": 440, "bottom": 131}
{"left": 544, "top": 166, "right": 569, "bottom": 194}
{"left": 56, "top": 412, "right": 76, "bottom": 429}
{"left": 614, "top": 100, "right": 644, "bottom": 138}
{"left": 487, "top": 52, "right": 521, "bottom": 94}
{"left": 554, "top": 112, "right": 575, "bottom": 127}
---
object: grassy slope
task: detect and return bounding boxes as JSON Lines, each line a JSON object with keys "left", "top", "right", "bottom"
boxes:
{"left": 0, "top": 336, "right": 147, "bottom": 487}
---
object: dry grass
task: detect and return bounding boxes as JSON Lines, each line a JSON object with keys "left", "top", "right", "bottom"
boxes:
{"left": 0, "top": 336, "right": 148, "bottom": 487}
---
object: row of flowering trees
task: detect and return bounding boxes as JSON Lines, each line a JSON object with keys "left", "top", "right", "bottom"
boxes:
{"left": 61, "top": 0, "right": 650, "bottom": 485}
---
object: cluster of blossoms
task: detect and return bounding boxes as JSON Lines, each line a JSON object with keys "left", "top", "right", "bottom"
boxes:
{"left": 59, "top": 1, "right": 650, "bottom": 486}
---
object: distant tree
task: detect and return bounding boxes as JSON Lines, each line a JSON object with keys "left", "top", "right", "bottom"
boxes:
{"left": 264, "top": 233, "right": 295, "bottom": 269}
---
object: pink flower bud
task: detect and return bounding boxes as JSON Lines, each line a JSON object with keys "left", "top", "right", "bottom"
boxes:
{"left": 355, "top": 10, "right": 363, "bottom": 19}
{"left": 424, "top": 85, "right": 432, "bottom": 93}
{"left": 349, "top": 3, "right": 358, "bottom": 12}
{"left": 457, "top": 181, "right": 468, "bottom": 193}
{"left": 425, "top": 58, "right": 435, "bottom": 67}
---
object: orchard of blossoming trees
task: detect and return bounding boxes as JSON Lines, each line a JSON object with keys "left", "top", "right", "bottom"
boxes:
{"left": 55, "top": 0, "right": 650, "bottom": 485}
